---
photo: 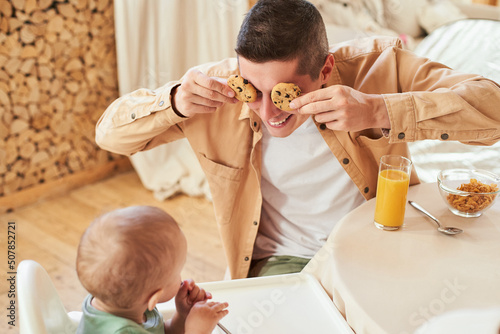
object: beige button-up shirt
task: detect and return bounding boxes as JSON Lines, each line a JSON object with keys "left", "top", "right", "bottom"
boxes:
{"left": 96, "top": 37, "right": 500, "bottom": 279}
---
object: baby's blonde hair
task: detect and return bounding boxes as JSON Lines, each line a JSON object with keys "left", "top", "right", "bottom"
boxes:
{"left": 76, "top": 206, "right": 184, "bottom": 308}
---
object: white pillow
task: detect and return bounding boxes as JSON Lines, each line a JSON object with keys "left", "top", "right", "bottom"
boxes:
{"left": 324, "top": 23, "right": 364, "bottom": 44}
{"left": 382, "top": 0, "right": 426, "bottom": 37}
{"left": 417, "top": 0, "right": 466, "bottom": 34}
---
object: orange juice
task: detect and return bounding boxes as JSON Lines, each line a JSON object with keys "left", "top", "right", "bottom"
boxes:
{"left": 374, "top": 169, "right": 410, "bottom": 228}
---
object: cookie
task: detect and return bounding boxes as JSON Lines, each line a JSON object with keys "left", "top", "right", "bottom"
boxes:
{"left": 227, "top": 75, "right": 257, "bottom": 103}
{"left": 271, "top": 83, "right": 301, "bottom": 111}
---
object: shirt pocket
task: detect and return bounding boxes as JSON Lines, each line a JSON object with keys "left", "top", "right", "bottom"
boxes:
{"left": 355, "top": 134, "right": 394, "bottom": 167}
{"left": 198, "top": 153, "right": 243, "bottom": 226}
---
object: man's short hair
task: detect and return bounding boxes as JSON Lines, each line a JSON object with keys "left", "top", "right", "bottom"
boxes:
{"left": 235, "top": 0, "right": 329, "bottom": 79}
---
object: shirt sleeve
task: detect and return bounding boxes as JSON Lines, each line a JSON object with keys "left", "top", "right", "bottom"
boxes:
{"left": 95, "top": 81, "right": 186, "bottom": 156}
{"left": 382, "top": 48, "right": 500, "bottom": 146}
{"left": 95, "top": 57, "right": 239, "bottom": 156}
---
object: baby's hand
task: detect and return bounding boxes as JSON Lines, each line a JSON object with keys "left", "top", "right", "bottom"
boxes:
{"left": 185, "top": 301, "right": 229, "bottom": 334}
{"left": 175, "top": 279, "right": 212, "bottom": 318}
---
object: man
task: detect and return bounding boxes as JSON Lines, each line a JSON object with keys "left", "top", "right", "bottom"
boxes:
{"left": 96, "top": 0, "right": 500, "bottom": 279}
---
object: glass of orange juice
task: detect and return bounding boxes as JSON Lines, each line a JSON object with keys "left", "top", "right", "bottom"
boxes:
{"left": 374, "top": 155, "right": 412, "bottom": 230}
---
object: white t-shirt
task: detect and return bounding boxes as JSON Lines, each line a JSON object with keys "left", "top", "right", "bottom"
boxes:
{"left": 253, "top": 117, "right": 365, "bottom": 259}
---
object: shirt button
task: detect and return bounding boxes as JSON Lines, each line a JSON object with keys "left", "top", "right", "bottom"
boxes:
{"left": 159, "top": 100, "right": 164, "bottom": 107}
{"left": 131, "top": 113, "right": 136, "bottom": 120}
{"left": 342, "top": 158, "right": 349, "bottom": 165}
{"left": 253, "top": 221, "right": 258, "bottom": 226}
{"left": 319, "top": 124, "right": 327, "bottom": 130}
{"left": 364, "top": 187, "right": 369, "bottom": 193}
{"left": 398, "top": 132, "right": 405, "bottom": 139}
{"left": 244, "top": 257, "right": 250, "bottom": 261}
{"left": 441, "top": 133, "right": 449, "bottom": 140}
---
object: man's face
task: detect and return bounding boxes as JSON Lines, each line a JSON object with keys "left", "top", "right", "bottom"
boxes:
{"left": 239, "top": 57, "right": 324, "bottom": 138}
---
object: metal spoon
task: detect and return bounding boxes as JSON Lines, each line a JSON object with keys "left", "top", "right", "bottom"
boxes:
{"left": 217, "top": 322, "right": 232, "bottom": 334}
{"left": 408, "top": 201, "right": 463, "bottom": 235}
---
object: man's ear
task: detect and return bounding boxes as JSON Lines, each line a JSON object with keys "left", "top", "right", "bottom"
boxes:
{"left": 147, "top": 289, "right": 163, "bottom": 311}
{"left": 320, "top": 54, "right": 335, "bottom": 84}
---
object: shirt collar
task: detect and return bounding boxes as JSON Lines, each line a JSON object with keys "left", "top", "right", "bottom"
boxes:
{"left": 239, "top": 103, "right": 251, "bottom": 120}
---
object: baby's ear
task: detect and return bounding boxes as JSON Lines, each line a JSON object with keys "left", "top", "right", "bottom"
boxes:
{"left": 147, "top": 289, "right": 163, "bottom": 311}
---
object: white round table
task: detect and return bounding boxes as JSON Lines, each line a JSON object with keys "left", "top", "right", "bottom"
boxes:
{"left": 304, "top": 182, "right": 500, "bottom": 334}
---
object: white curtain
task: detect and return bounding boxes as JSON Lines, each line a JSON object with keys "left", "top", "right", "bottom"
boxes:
{"left": 113, "top": 0, "right": 248, "bottom": 200}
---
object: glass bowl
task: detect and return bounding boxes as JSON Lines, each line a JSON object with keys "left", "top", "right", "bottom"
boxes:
{"left": 437, "top": 169, "right": 500, "bottom": 218}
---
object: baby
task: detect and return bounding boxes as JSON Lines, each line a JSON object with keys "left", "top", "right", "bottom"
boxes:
{"left": 76, "top": 205, "right": 228, "bottom": 333}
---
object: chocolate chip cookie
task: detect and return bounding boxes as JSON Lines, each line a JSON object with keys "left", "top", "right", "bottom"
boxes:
{"left": 227, "top": 75, "right": 257, "bottom": 103}
{"left": 271, "top": 83, "right": 301, "bottom": 111}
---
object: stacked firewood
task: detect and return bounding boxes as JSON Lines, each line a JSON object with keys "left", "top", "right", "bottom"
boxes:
{"left": 0, "top": 0, "right": 121, "bottom": 197}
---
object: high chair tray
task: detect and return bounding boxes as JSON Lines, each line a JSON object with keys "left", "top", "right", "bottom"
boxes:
{"left": 200, "top": 272, "right": 353, "bottom": 334}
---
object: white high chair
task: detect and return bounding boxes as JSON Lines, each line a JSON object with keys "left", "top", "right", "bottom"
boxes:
{"left": 16, "top": 260, "right": 178, "bottom": 334}
{"left": 17, "top": 260, "right": 82, "bottom": 334}
{"left": 17, "top": 260, "right": 353, "bottom": 333}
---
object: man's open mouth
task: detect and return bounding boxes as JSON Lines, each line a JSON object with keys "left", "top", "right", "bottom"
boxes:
{"left": 268, "top": 114, "right": 292, "bottom": 127}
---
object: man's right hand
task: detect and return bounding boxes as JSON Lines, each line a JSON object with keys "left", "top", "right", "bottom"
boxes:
{"left": 172, "top": 69, "right": 238, "bottom": 118}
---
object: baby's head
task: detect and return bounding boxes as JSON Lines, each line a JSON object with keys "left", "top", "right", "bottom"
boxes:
{"left": 76, "top": 206, "right": 187, "bottom": 309}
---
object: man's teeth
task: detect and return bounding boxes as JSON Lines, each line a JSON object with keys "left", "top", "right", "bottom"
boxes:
{"left": 269, "top": 115, "right": 291, "bottom": 126}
